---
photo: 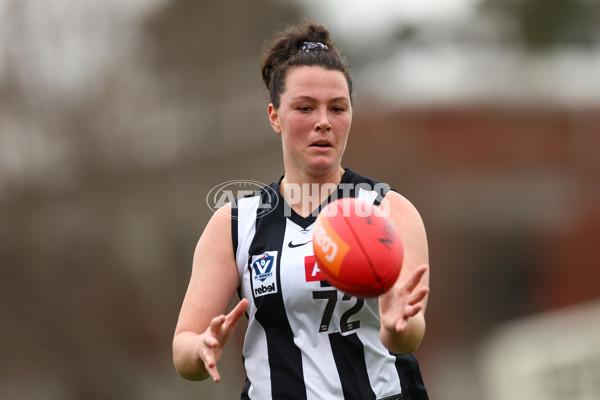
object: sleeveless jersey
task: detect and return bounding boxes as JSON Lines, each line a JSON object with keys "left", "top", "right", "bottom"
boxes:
{"left": 232, "top": 168, "right": 428, "bottom": 400}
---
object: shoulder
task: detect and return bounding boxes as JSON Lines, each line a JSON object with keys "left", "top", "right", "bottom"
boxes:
{"left": 200, "top": 203, "right": 233, "bottom": 244}
{"left": 381, "top": 190, "right": 424, "bottom": 226}
{"left": 190, "top": 202, "right": 237, "bottom": 286}
{"left": 380, "top": 190, "right": 428, "bottom": 261}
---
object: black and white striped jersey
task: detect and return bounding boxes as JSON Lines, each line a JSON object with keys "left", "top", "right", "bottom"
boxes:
{"left": 232, "top": 168, "right": 428, "bottom": 400}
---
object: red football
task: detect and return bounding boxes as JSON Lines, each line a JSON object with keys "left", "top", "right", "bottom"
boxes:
{"left": 312, "top": 197, "right": 403, "bottom": 298}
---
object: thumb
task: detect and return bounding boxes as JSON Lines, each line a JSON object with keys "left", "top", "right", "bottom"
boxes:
{"left": 221, "top": 299, "right": 249, "bottom": 344}
{"left": 226, "top": 299, "right": 248, "bottom": 326}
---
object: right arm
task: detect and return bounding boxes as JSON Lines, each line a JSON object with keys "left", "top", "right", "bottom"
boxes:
{"left": 172, "top": 204, "right": 247, "bottom": 382}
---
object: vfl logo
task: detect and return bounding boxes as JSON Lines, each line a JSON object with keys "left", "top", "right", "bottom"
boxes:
{"left": 252, "top": 253, "right": 274, "bottom": 282}
{"left": 251, "top": 251, "right": 278, "bottom": 297}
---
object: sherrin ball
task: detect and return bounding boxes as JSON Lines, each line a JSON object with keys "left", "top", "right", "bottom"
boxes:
{"left": 312, "top": 197, "right": 403, "bottom": 298}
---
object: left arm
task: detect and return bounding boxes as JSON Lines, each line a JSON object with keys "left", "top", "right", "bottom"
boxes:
{"left": 378, "top": 191, "right": 430, "bottom": 354}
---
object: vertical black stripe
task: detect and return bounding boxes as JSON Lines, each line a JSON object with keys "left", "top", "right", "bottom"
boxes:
{"left": 329, "top": 332, "right": 376, "bottom": 400}
{"left": 250, "top": 190, "right": 306, "bottom": 400}
{"left": 393, "top": 353, "right": 429, "bottom": 400}
{"left": 233, "top": 201, "right": 249, "bottom": 320}
{"left": 240, "top": 376, "right": 251, "bottom": 400}
{"left": 231, "top": 200, "right": 239, "bottom": 258}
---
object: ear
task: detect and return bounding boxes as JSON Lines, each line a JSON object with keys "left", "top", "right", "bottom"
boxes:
{"left": 268, "top": 103, "right": 281, "bottom": 134}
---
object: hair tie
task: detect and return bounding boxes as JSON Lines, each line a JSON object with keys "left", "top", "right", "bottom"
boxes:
{"left": 300, "top": 41, "right": 329, "bottom": 52}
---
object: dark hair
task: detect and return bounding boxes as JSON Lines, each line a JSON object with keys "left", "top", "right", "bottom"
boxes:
{"left": 261, "top": 22, "right": 354, "bottom": 108}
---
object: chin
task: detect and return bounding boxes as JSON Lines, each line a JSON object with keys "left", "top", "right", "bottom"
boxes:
{"left": 304, "top": 162, "right": 339, "bottom": 178}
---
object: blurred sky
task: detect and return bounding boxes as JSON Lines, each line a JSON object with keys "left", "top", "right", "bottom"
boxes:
{"left": 292, "top": 0, "right": 600, "bottom": 107}
{"left": 2, "top": 0, "right": 599, "bottom": 198}
{"left": 295, "top": 0, "right": 481, "bottom": 41}
{"left": 2, "top": 0, "right": 599, "bottom": 108}
{"left": 0, "top": 0, "right": 167, "bottom": 97}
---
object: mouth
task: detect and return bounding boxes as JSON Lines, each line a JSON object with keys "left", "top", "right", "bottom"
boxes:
{"left": 310, "top": 141, "right": 332, "bottom": 148}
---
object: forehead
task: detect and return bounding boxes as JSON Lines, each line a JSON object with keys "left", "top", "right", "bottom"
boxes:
{"left": 282, "top": 66, "right": 350, "bottom": 101}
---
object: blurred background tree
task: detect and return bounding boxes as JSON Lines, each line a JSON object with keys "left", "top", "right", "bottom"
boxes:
{"left": 480, "top": 0, "right": 600, "bottom": 51}
{"left": 1, "top": 1, "right": 599, "bottom": 399}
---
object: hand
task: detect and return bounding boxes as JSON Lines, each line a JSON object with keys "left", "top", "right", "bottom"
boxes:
{"left": 379, "top": 265, "right": 429, "bottom": 333}
{"left": 196, "top": 298, "right": 248, "bottom": 382}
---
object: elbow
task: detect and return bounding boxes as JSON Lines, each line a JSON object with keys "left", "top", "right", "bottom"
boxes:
{"left": 172, "top": 334, "right": 210, "bottom": 381}
{"left": 381, "top": 333, "right": 424, "bottom": 355}
{"left": 380, "top": 314, "right": 426, "bottom": 354}
{"left": 173, "top": 354, "right": 210, "bottom": 382}
{"left": 175, "top": 365, "right": 209, "bottom": 382}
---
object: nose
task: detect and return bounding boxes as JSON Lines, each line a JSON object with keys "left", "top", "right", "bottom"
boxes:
{"left": 316, "top": 121, "right": 331, "bottom": 131}
{"left": 315, "top": 110, "right": 331, "bottom": 132}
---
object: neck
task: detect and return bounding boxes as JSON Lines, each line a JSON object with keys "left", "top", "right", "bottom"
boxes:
{"left": 280, "top": 167, "right": 345, "bottom": 218}
{"left": 283, "top": 166, "right": 345, "bottom": 187}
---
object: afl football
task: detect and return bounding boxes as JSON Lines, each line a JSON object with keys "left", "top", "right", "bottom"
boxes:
{"left": 312, "top": 197, "right": 403, "bottom": 298}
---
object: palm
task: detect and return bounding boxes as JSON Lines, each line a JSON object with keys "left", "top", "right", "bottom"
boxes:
{"left": 379, "top": 265, "right": 428, "bottom": 333}
{"left": 199, "top": 299, "right": 248, "bottom": 382}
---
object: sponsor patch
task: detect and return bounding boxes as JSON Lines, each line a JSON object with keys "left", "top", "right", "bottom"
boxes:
{"left": 251, "top": 251, "right": 278, "bottom": 297}
{"left": 304, "top": 255, "right": 326, "bottom": 282}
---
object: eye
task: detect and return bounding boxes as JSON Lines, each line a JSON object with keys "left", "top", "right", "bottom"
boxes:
{"left": 331, "top": 106, "right": 345, "bottom": 113}
{"left": 297, "top": 106, "right": 311, "bottom": 112}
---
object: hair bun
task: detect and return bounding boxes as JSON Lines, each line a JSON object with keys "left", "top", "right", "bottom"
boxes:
{"left": 261, "top": 23, "right": 334, "bottom": 90}
{"left": 260, "top": 21, "right": 353, "bottom": 108}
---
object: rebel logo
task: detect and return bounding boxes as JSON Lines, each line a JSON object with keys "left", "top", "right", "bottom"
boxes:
{"left": 254, "top": 283, "right": 276, "bottom": 296}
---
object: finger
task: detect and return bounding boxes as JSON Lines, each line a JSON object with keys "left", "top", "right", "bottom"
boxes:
{"left": 395, "top": 319, "right": 408, "bottom": 333}
{"left": 395, "top": 303, "right": 424, "bottom": 332}
{"left": 202, "top": 348, "right": 216, "bottom": 369}
{"left": 200, "top": 344, "right": 222, "bottom": 382}
{"left": 404, "top": 265, "right": 428, "bottom": 292}
{"left": 219, "top": 300, "right": 249, "bottom": 347}
{"left": 404, "top": 303, "right": 423, "bottom": 319}
{"left": 408, "top": 287, "right": 430, "bottom": 306}
{"left": 203, "top": 334, "right": 219, "bottom": 349}
{"left": 225, "top": 298, "right": 249, "bottom": 327}
{"left": 207, "top": 362, "right": 221, "bottom": 383}
{"left": 200, "top": 345, "right": 217, "bottom": 369}
{"left": 208, "top": 315, "right": 226, "bottom": 336}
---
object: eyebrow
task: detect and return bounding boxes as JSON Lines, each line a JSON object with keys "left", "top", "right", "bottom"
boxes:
{"left": 290, "top": 95, "right": 350, "bottom": 103}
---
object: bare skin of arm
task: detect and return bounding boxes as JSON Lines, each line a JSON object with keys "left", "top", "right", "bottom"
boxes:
{"left": 378, "top": 191, "right": 430, "bottom": 354}
{"left": 172, "top": 204, "right": 248, "bottom": 382}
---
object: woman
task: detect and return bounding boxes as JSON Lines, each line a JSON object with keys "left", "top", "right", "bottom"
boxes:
{"left": 173, "top": 22, "right": 430, "bottom": 400}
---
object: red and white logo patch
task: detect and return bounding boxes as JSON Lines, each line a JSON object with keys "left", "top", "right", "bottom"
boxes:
{"left": 304, "top": 255, "right": 325, "bottom": 282}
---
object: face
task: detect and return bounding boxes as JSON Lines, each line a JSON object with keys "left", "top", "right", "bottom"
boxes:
{"left": 268, "top": 66, "right": 352, "bottom": 179}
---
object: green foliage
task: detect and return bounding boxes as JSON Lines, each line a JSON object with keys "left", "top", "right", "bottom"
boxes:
{"left": 480, "top": 0, "right": 600, "bottom": 51}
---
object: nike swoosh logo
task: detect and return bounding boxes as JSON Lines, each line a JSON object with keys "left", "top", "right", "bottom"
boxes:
{"left": 288, "top": 240, "right": 312, "bottom": 248}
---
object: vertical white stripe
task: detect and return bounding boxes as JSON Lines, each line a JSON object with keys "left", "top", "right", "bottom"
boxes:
{"left": 356, "top": 305, "right": 403, "bottom": 397}
{"left": 235, "top": 195, "right": 273, "bottom": 399}
{"left": 280, "top": 219, "right": 345, "bottom": 399}
{"left": 235, "top": 195, "right": 260, "bottom": 281}
{"left": 242, "top": 319, "right": 272, "bottom": 399}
